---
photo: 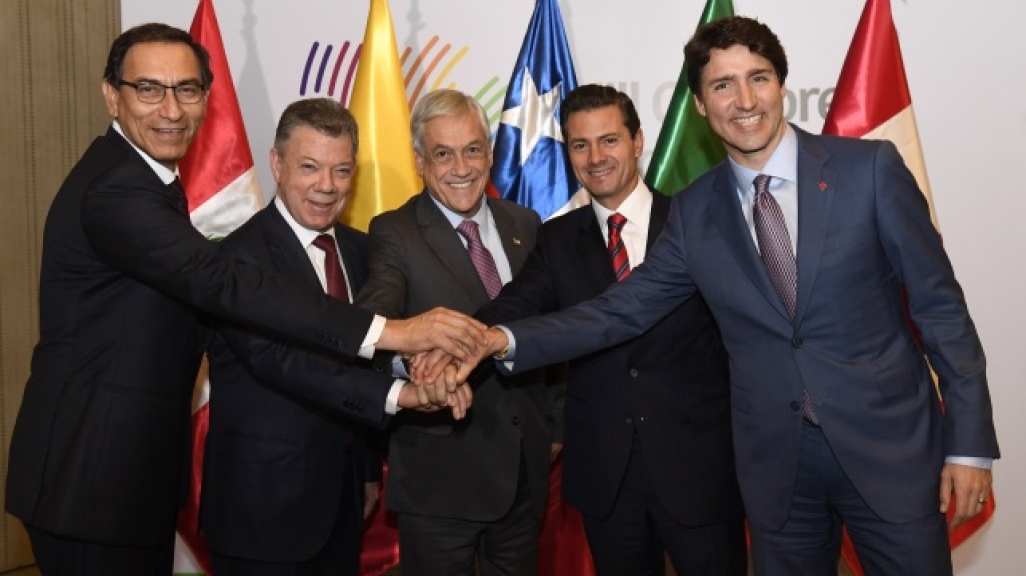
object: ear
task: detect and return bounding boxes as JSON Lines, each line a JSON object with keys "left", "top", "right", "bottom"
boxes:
{"left": 634, "top": 128, "right": 644, "bottom": 158}
{"left": 269, "top": 147, "right": 282, "bottom": 184}
{"left": 693, "top": 93, "right": 707, "bottom": 118}
{"left": 101, "top": 81, "right": 119, "bottom": 118}
{"left": 414, "top": 152, "right": 425, "bottom": 177}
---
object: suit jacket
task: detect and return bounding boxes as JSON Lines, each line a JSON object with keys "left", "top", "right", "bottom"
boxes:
{"left": 6, "top": 127, "right": 378, "bottom": 546}
{"left": 356, "top": 191, "right": 559, "bottom": 522}
{"left": 502, "top": 127, "right": 999, "bottom": 530}
{"left": 477, "top": 191, "right": 743, "bottom": 526}
{"left": 201, "top": 203, "right": 392, "bottom": 562}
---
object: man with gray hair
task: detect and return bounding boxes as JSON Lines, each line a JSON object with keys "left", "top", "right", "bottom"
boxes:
{"left": 357, "top": 89, "right": 562, "bottom": 576}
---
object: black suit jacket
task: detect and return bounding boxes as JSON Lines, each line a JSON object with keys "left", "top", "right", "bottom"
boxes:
{"left": 6, "top": 127, "right": 379, "bottom": 546}
{"left": 356, "top": 191, "right": 560, "bottom": 522}
{"left": 201, "top": 203, "right": 394, "bottom": 562}
{"left": 478, "top": 192, "right": 743, "bottom": 525}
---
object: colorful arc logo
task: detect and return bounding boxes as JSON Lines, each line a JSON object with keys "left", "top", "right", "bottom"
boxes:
{"left": 299, "top": 35, "right": 507, "bottom": 130}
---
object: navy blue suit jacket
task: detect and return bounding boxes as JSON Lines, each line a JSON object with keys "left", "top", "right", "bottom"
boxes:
{"left": 201, "top": 203, "right": 393, "bottom": 562}
{"left": 503, "top": 127, "right": 999, "bottom": 530}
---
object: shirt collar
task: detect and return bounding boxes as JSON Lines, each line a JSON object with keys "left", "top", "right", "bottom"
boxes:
{"left": 428, "top": 192, "right": 490, "bottom": 231}
{"left": 729, "top": 123, "right": 798, "bottom": 196}
{"left": 112, "top": 120, "right": 178, "bottom": 185}
{"left": 590, "top": 178, "right": 653, "bottom": 228}
{"left": 274, "top": 196, "right": 334, "bottom": 248}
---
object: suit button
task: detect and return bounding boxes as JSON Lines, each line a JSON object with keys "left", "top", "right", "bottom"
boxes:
{"left": 511, "top": 416, "right": 520, "bottom": 425}
{"left": 790, "top": 401, "right": 800, "bottom": 412}
{"left": 625, "top": 417, "right": 634, "bottom": 425}
{"left": 629, "top": 368, "right": 639, "bottom": 377}
{"left": 791, "top": 337, "right": 803, "bottom": 348}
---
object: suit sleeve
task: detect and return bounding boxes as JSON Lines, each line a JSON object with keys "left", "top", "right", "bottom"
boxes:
{"left": 477, "top": 224, "right": 562, "bottom": 325}
{"left": 80, "top": 162, "right": 374, "bottom": 360}
{"left": 354, "top": 215, "right": 410, "bottom": 320}
{"left": 212, "top": 318, "right": 391, "bottom": 430}
{"left": 872, "top": 142, "right": 999, "bottom": 458}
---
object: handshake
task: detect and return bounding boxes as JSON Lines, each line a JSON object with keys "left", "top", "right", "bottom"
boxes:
{"left": 379, "top": 307, "right": 511, "bottom": 420}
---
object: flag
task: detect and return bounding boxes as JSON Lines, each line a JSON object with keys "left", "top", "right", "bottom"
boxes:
{"left": 822, "top": 0, "right": 994, "bottom": 573}
{"left": 174, "top": 0, "right": 263, "bottom": 573}
{"left": 645, "top": 0, "right": 733, "bottom": 195}
{"left": 490, "top": 0, "right": 582, "bottom": 221}
{"left": 344, "top": 0, "right": 421, "bottom": 232}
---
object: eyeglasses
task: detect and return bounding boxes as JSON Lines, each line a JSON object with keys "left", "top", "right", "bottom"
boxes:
{"left": 117, "top": 79, "right": 207, "bottom": 104}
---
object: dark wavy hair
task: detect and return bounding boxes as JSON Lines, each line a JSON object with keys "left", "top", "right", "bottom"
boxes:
{"left": 559, "top": 84, "right": 641, "bottom": 139}
{"left": 684, "top": 16, "right": 787, "bottom": 95}
{"left": 102, "top": 23, "right": 213, "bottom": 88}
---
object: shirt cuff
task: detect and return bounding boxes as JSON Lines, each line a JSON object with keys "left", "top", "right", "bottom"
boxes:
{"left": 359, "top": 315, "right": 387, "bottom": 359}
{"left": 385, "top": 379, "right": 405, "bottom": 414}
{"left": 496, "top": 325, "right": 516, "bottom": 371}
{"left": 945, "top": 456, "right": 993, "bottom": 470}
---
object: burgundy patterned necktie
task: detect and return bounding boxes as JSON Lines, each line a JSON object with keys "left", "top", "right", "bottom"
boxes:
{"left": 607, "top": 213, "right": 631, "bottom": 282}
{"left": 457, "top": 220, "right": 503, "bottom": 299}
{"left": 312, "top": 234, "right": 350, "bottom": 302}
{"left": 752, "top": 174, "right": 818, "bottom": 424}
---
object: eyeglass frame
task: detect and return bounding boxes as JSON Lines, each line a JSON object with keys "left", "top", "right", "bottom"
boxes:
{"left": 116, "top": 79, "right": 208, "bottom": 104}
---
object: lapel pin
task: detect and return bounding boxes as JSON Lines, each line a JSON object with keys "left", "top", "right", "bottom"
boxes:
{"left": 819, "top": 181, "right": 828, "bottom": 191}
{"left": 513, "top": 237, "right": 522, "bottom": 245}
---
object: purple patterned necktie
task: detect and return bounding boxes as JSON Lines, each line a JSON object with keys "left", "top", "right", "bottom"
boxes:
{"left": 752, "top": 174, "right": 818, "bottom": 424}
{"left": 457, "top": 220, "right": 503, "bottom": 299}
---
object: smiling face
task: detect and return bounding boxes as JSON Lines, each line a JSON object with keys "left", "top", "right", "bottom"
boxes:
{"left": 102, "top": 42, "right": 207, "bottom": 170}
{"left": 271, "top": 125, "right": 355, "bottom": 232}
{"left": 415, "top": 112, "right": 492, "bottom": 218}
{"left": 565, "top": 105, "right": 643, "bottom": 210}
{"left": 694, "top": 44, "right": 787, "bottom": 171}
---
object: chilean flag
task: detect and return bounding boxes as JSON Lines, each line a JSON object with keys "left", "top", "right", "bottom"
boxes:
{"left": 489, "top": 0, "right": 586, "bottom": 221}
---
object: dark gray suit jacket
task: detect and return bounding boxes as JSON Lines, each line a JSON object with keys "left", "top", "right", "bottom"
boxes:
{"left": 356, "top": 191, "right": 560, "bottom": 522}
{"left": 501, "top": 127, "right": 999, "bottom": 531}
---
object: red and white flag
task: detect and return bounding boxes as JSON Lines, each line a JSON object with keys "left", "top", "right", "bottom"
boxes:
{"left": 174, "top": 0, "right": 263, "bottom": 573}
{"left": 823, "top": 0, "right": 994, "bottom": 573}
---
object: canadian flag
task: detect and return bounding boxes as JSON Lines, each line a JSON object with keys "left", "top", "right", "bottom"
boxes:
{"left": 822, "top": 0, "right": 995, "bottom": 573}
{"left": 173, "top": 0, "right": 263, "bottom": 573}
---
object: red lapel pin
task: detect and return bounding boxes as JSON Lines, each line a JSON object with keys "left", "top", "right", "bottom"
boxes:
{"left": 819, "top": 181, "right": 828, "bottom": 191}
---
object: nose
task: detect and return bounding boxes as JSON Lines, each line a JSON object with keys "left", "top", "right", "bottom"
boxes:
{"left": 736, "top": 82, "right": 757, "bottom": 111}
{"left": 586, "top": 144, "right": 603, "bottom": 165}
{"left": 158, "top": 88, "right": 184, "bottom": 120}
{"left": 315, "top": 168, "right": 337, "bottom": 192}
{"left": 452, "top": 152, "right": 471, "bottom": 175}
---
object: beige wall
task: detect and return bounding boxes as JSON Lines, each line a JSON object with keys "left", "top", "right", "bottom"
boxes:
{"left": 0, "top": 0, "right": 118, "bottom": 570}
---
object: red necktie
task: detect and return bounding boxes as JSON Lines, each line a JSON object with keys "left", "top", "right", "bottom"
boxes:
{"left": 752, "top": 174, "right": 817, "bottom": 424}
{"left": 312, "top": 234, "right": 350, "bottom": 302}
{"left": 607, "top": 213, "right": 631, "bottom": 282}
{"left": 457, "top": 220, "right": 503, "bottom": 299}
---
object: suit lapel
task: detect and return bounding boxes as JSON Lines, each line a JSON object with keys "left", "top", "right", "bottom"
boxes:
{"left": 793, "top": 128, "right": 835, "bottom": 325}
{"left": 489, "top": 198, "right": 529, "bottom": 275}
{"left": 264, "top": 204, "right": 323, "bottom": 290}
{"left": 708, "top": 164, "right": 791, "bottom": 319}
{"left": 415, "top": 192, "right": 491, "bottom": 303}
{"left": 575, "top": 207, "right": 618, "bottom": 288}
{"left": 334, "top": 225, "right": 366, "bottom": 294}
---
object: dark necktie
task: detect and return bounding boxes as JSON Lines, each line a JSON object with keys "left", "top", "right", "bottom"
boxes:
{"left": 607, "top": 213, "right": 631, "bottom": 282}
{"left": 169, "top": 177, "right": 188, "bottom": 216}
{"left": 312, "top": 234, "right": 350, "bottom": 302}
{"left": 752, "top": 174, "right": 818, "bottom": 424}
{"left": 457, "top": 220, "right": 503, "bottom": 299}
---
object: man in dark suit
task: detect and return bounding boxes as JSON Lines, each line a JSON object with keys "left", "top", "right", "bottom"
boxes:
{"left": 476, "top": 84, "right": 746, "bottom": 576}
{"left": 460, "top": 17, "right": 999, "bottom": 576}
{"left": 200, "top": 98, "right": 461, "bottom": 575}
{"left": 356, "top": 89, "right": 561, "bottom": 576}
{"left": 5, "top": 25, "right": 480, "bottom": 576}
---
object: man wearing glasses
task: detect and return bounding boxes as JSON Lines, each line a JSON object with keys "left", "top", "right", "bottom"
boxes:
{"left": 6, "top": 24, "right": 483, "bottom": 576}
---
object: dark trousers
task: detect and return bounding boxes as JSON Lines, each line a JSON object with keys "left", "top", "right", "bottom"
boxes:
{"left": 580, "top": 438, "right": 747, "bottom": 576}
{"left": 749, "top": 420, "right": 952, "bottom": 576}
{"left": 210, "top": 456, "right": 363, "bottom": 576}
{"left": 397, "top": 456, "right": 539, "bottom": 576}
{"left": 26, "top": 525, "right": 174, "bottom": 576}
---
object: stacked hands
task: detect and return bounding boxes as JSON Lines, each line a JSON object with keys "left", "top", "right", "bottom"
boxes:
{"left": 378, "top": 308, "right": 510, "bottom": 420}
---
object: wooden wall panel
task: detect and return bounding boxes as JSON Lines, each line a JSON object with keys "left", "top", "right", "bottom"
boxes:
{"left": 0, "top": 0, "right": 119, "bottom": 571}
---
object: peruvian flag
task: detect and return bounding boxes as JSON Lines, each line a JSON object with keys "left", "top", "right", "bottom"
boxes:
{"left": 823, "top": 0, "right": 994, "bottom": 573}
{"left": 173, "top": 0, "right": 263, "bottom": 573}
